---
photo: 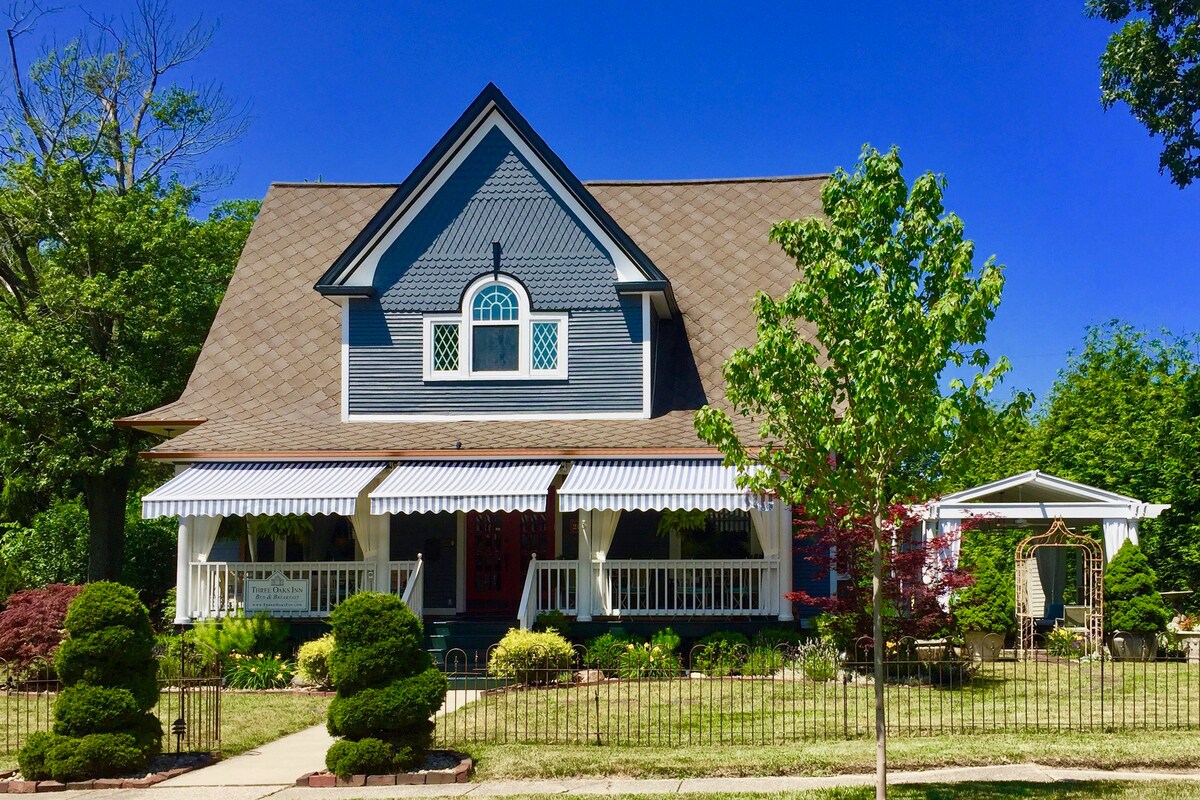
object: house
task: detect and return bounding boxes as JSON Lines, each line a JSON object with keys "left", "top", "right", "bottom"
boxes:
{"left": 125, "top": 84, "right": 836, "bottom": 641}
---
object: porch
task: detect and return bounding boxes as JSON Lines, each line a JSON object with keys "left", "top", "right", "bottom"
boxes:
{"left": 142, "top": 458, "right": 798, "bottom": 628}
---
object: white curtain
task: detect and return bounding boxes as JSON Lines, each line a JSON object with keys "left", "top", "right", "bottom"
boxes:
{"left": 748, "top": 505, "right": 780, "bottom": 559}
{"left": 1102, "top": 518, "right": 1132, "bottom": 563}
{"left": 937, "top": 519, "right": 962, "bottom": 569}
{"left": 190, "top": 515, "right": 223, "bottom": 562}
{"left": 352, "top": 504, "right": 379, "bottom": 560}
{"left": 591, "top": 510, "right": 622, "bottom": 558}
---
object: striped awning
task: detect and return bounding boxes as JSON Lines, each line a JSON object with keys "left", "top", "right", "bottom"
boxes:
{"left": 141, "top": 461, "right": 388, "bottom": 519}
{"left": 369, "top": 460, "right": 561, "bottom": 515}
{"left": 558, "top": 459, "right": 770, "bottom": 513}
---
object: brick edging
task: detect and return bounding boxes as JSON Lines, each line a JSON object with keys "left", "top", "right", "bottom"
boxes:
{"left": 0, "top": 763, "right": 208, "bottom": 792}
{"left": 295, "top": 753, "right": 473, "bottom": 787}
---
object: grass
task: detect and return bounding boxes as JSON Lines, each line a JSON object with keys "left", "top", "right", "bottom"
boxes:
{"left": 0, "top": 691, "right": 330, "bottom": 771}
{"left": 438, "top": 659, "right": 1200, "bottom": 746}
{"left": 460, "top": 730, "right": 1200, "bottom": 779}
{"left": 480, "top": 787, "right": 1200, "bottom": 800}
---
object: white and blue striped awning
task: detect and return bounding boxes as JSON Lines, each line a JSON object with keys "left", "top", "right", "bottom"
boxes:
{"left": 141, "top": 461, "right": 388, "bottom": 519}
{"left": 369, "top": 460, "right": 561, "bottom": 515}
{"left": 557, "top": 459, "right": 771, "bottom": 513}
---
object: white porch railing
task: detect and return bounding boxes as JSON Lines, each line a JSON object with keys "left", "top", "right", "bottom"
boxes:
{"left": 188, "top": 560, "right": 420, "bottom": 620}
{"left": 517, "top": 557, "right": 779, "bottom": 627}
{"left": 400, "top": 554, "right": 424, "bottom": 620}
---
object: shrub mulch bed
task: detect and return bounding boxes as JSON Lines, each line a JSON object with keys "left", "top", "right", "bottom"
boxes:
{"left": 0, "top": 754, "right": 214, "bottom": 792}
{"left": 296, "top": 750, "right": 473, "bottom": 787}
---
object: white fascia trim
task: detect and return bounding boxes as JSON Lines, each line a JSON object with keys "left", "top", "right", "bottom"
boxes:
{"left": 344, "top": 410, "right": 648, "bottom": 423}
{"left": 940, "top": 470, "right": 1141, "bottom": 505}
{"left": 340, "top": 298, "right": 351, "bottom": 423}
{"left": 641, "top": 293, "right": 652, "bottom": 417}
{"left": 338, "top": 106, "right": 644, "bottom": 288}
{"left": 933, "top": 501, "right": 1147, "bottom": 520}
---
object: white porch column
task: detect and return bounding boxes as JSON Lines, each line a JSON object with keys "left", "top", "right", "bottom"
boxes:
{"left": 777, "top": 503, "right": 794, "bottom": 622}
{"left": 1103, "top": 518, "right": 1133, "bottom": 562}
{"left": 174, "top": 516, "right": 193, "bottom": 625}
{"left": 576, "top": 510, "right": 593, "bottom": 622}
{"left": 375, "top": 515, "right": 392, "bottom": 593}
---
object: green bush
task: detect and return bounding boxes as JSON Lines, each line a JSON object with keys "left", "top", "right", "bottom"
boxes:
{"left": 16, "top": 732, "right": 63, "bottom": 781}
{"left": 191, "top": 612, "right": 290, "bottom": 664}
{"left": 794, "top": 640, "right": 840, "bottom": 682}
{"left": 752, "top": 627, "right": 804, "bottom": 650}
{"left": 487, "top": 628, "right": 574, "bottom": 685}
{"left": 1045, "top": 625, "right": 1085, "bottom": 659}
{"left": 532, "top": 609, "right": 571, "bottom": 637}
{"left": 297, "top": 633, "right": 335, "bottom": 688}
{"left": 20, "top": 582, "right": 161, "bottom": 781}
{"left": 691, "top": 631, "right": 750, "bottom": 676}
{"left": 583, "top": 631, "right": 637, "bottom": 672}
{"left": 952, "top": 553, "right": 1015, "bottom": 634}
{"left": 1105, "top": 540, "right": 1171, "bottom": 634}
{"left": 43, "top": 733, "right": 147, "bottom": 783}
{"left": 224, "top": 652, "right": 295, "bottom": 689}
{"left": 327, "top": 668, "right": 449, "bottom": 739}
{"left": 324, "top": 593, "right": 447, "bottom": 778}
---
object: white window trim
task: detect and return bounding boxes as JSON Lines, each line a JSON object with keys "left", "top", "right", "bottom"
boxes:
{"left": 422, "top": 275, "right": 568, "bottom": 381}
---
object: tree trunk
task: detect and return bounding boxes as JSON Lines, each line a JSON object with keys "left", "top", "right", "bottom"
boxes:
{"left": 83, "top": 470, "right": 132, "bottom": 581}
{"left": 873, "top": 509, "right": 887, "bottom": 800}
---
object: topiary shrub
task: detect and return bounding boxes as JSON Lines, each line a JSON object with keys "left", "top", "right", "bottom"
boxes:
{"left": 0, "top": 584, "right": 83, "bottom": 675}
{"left": 952, "top": 553, "right": 1015, "bottom": 634}
{"left": 1105, "top": 540, "right": 1171, "bottom": 634}
{"left": 324, "top": 593, "right": 447, "bottom": 778}
{"left": 487, "top": 628, "right": 574, "bottom": 685}
{"left": 17, "top": 582, "right": 161, "bottom": 781}
{"left": 297, "top": 633, "right": 336, "bottom": 688}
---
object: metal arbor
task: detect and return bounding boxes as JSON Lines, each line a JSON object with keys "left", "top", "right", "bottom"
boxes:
{"left": 1015, "top": 517, "right": 1104, "bottom": 655}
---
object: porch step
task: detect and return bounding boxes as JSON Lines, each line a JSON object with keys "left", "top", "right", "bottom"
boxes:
{"left": 424, "top": 618, "right": 514, "bottom": 667}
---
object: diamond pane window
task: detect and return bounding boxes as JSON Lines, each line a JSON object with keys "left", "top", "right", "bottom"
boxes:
{"left": 472, "top": 285, "right": 519, "bottom": 321}
{"left": 431, "top": 323, "right": 459, "bottom": 372}
{"left": 532, "top": 321, "right": 558, "bottom": 371}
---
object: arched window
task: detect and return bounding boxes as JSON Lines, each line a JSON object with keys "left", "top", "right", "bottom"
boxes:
{"left": 423, "top": 275, "right": 567, "bottom": 380}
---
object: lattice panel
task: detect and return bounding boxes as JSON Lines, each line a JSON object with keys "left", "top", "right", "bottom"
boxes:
{"left": 432, "top": 323, "right": 459, "bottom": 371}
{"left": 532, "top": 321, "right": 558, "bottom": 371}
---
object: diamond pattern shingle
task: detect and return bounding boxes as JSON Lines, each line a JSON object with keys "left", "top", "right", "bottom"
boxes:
{"left": 130, "top": 175, "right": 827, "bottom": 457}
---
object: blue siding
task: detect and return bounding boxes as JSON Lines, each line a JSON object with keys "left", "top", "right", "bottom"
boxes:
{"left": 347, "top": 296, "right": 643, "bottom": 415}
{"left": 373, "top": 127, "right": 617, "bottom": 313}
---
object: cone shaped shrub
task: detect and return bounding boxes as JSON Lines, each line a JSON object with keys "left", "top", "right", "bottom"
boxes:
{"left": 952, "top": 553, "right": 1015, "bottom": 635}
{"left": 325, "top": 593, "right": 447, "bottom": 777}
{"left": 18, "top": 582, "right": 161, "bottom": 781}
{"left": 1104, "top": 540, "right": 1170, "bottom": 634}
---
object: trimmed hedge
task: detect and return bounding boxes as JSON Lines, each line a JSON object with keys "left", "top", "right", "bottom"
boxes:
{"left": 324, "top": 593, "right": 447, "bottom": 777}
{"left": 19, "top": 582, "right": 161, "bottom": 782}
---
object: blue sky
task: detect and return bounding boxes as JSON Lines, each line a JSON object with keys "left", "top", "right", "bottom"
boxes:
{"left": 63, "top": 2, "right": 1200, "bottom": 402}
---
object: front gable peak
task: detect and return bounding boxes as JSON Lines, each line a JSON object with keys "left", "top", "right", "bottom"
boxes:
{"left": 315, "top": 84, "right": 673, "bottom": 313}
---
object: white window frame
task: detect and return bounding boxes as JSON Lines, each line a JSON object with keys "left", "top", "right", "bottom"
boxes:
{"left": 422, "top": 274, "right": 568, "bottom": 381}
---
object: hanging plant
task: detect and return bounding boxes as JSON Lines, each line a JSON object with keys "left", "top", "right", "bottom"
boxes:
{"left": 252, "top": 514, "right": 314, "bottom": 542}
{"left": 656, "top": 509, "right": 707, "bottom": 538}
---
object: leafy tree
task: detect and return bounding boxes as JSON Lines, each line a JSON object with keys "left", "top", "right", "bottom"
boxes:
{"left": 696, "top": 146, "right": 1018, "bottom": 798}
{"left": 1104, "top": 539, "right": 1170, "bottom": 633}
{"left": 0, "top": 4, "right": 254, "bottom": 580}
{"left": 1085, "top": 1, "right": 1200, "bottom": 187}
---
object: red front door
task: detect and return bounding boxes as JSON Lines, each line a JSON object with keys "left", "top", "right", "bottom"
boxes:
{"left": 466, "top": 509, "right": 554, "bottom": 614}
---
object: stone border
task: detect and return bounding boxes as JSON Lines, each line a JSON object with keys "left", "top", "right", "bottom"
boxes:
{"left": 0, "top": 762, "right": 210, "bottom": 792}
{"left": 296, "top": 753, "right": 473, "bottom": 787}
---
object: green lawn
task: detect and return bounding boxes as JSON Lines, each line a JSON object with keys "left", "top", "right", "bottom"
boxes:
{"left": 438, "top": 660, "right": 1200, "bottom": 746}
{"left": 461, "top": 730, "right": 1200, "bottom": 780}
{"left": 486, "top": 787, "right": 1200, "bottom": 800}
{"left": 0, "top": 691, "right": 330, "bottom": 771}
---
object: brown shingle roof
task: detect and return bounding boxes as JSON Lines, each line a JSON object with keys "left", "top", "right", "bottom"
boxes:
{"left": 133, "top": 175, "right": 825, "bottom": 458}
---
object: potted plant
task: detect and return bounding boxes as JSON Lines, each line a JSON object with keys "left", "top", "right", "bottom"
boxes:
{"left": 951, "top": 553, "right": 1014, "bottom": 662}
{"left": 1104, "top": 540, "right": 1170, "bottom": 661}
{"left": 1169, "top": 614, "right": 1200, "bottom": 663}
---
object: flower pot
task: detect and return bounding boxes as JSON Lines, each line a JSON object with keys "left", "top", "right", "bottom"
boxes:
{"left": 963, "top": 630, "right": 1004, "bottom": 662}
{"left": 1108, "top": 631, "right": 1159, "bottom": 662}
{"left": 914, "top": 638, "right": 951, "bottom": 663}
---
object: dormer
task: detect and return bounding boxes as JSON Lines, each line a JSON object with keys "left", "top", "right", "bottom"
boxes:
{"left": 315, "top": 84, "right": 675, "bottom": 422}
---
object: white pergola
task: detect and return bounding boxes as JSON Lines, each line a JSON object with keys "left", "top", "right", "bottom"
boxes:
{"left": 920, "top": 471, "right": 1170, "bottom": 625}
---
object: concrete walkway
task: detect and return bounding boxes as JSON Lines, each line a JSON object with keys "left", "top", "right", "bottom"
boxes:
{"left": 21, "top": 762, "right": 1198, "bottom": 800}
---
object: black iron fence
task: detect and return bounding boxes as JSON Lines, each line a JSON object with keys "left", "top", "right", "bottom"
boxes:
{"left": 434, "top": 636, "right": 1200, "bottom": 747}
{"left": 1, "top": 636, "right": 222, "bottom": 760}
